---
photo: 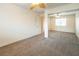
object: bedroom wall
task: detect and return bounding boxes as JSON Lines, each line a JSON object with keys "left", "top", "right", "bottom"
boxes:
{"left": 49, "top": 14, "right": 75, "bottom": 33}
{"left": 48, "top": 16, "right": 55, "bottom": 31}
{"left": 0, "top": 4, "right": 41, "bottom": 47}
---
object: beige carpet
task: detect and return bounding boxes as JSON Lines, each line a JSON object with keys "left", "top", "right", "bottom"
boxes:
{"left": 0, "top": 31, "right": 79, "bottom": 56}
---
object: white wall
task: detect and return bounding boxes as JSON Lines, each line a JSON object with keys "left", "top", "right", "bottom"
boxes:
{"left": 48, "top": 16, "right": 55, "bottom": 31}
{"left": 75, "top": 13, "right": 79, "bottom": 38}
{"left": 0, "top": 4, "right": 41, "bottom": 47}
{"left": 49, "top": 14, "right": 75, "bottom": 33}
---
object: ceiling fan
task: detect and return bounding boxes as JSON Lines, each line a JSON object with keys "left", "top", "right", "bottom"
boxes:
{"left": 30, "top": 3, "right": 47, "bottom": 13}
{"left": 30, "top": 3, "right": 47, "bottom": 10}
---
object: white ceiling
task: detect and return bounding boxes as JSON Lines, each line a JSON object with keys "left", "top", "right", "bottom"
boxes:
{"left": 15, "top": 3, "right": 70, "bottom": 14}
{"left": 15, "top": 3, "right": 69, "bottom": 9}
{"left": 15, "top": 3, "right": 31, "bottom": 9}
{"left": 15, "top": 3, "right": 79, "bottom": 16}
{"left": 47, "top": 3, "right": 69, "bottom": 9}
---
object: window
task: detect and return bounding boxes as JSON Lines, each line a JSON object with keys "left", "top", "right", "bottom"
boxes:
{"left": 56, "top": 18, "right": 66, "bottom": 26}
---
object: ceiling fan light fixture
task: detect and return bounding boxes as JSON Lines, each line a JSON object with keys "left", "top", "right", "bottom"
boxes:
{"left": 30, "top": 3, "right": 47, "bottom": 10}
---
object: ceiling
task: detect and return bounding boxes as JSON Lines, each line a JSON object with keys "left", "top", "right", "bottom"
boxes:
{"left": 15, "top": 3, "right": 69, "bottom": 9}
{"left": 15, "top": 3, "right": 79, "bottom": 16}
{"left": 15, "top": 3, "right": 70, "bottom": 14}
{"left": 47, "top": 3, "right": 69, "bottom": 9}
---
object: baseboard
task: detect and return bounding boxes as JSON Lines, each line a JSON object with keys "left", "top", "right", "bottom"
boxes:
{"left": 49, "top": 30, "right": 75, "bottom": 34}
{"left": 0, "top": 33, "right": 42, "bottom": 48}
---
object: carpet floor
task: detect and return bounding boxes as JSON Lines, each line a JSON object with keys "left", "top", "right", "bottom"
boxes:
{"left": 0, "top": 31, "right": 79, "bottom": 56}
